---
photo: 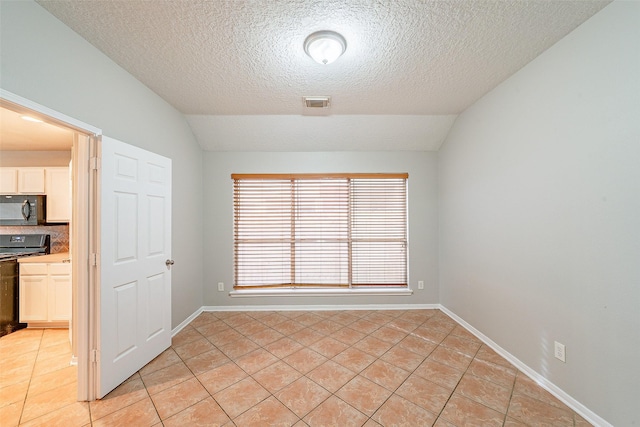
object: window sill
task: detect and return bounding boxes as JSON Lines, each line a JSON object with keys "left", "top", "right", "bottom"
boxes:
{"left": 229, "top": 288, "right": 414, "bottom": 298}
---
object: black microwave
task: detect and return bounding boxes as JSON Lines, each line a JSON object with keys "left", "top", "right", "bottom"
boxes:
{"left": 0, "top": 195, "right": 46, "bottom": 225}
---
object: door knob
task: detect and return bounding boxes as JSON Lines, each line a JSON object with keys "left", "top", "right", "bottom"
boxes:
{"left": 165, "top": 259, "right": 175, "bottom": 269}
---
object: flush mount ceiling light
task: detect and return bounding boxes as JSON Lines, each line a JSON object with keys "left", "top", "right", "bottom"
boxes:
{"left": 21, "top": 115, "right": 43, "bottom": 123}
{"left": 303, "top": 96, "right": 331, "bottom": 108}
{"left": 304, "top": 30, "right": 347, "bottom": 65}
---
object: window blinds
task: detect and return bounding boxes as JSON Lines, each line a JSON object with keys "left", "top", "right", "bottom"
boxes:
{"left": 232, "top": 173, "right": 408, "bottom": 289}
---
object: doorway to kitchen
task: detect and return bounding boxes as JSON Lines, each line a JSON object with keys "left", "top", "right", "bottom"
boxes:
{"left": 1, "top": 90, "right": 98, "bottom": 401}
{"left": 1, "top": 89, "right": 174, "bottom": 403}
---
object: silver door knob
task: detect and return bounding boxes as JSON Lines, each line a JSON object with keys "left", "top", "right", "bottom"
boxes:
{"left": 165, "top": 259, "right": 175, "bottom": 269}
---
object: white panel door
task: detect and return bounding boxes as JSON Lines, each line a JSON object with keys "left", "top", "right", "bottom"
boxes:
{"left": 98, "top": 136, "right": 172, "bottom": 398}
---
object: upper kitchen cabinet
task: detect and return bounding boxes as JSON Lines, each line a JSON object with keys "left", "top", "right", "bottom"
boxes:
{"left": 0, "top": 166, "right": 70, "bottom": 222}
{"left": 0, "top": 167, "right": 45, "bottom": 194}
{"left": 45, "top": 167, "right": 71, "bottom": 222}
{"left": 19, "top": 168, "right": 46, "bottom": 193}
{"left": 0, "top": 168, "right": 17, "bottom": 193}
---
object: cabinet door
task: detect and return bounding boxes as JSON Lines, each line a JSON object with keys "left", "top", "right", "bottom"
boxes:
{"left": 0, "top": 168, "right": 18, "bottom": 193}
{"left": 0, "top": 168, "right": 18, "bottom": 194}
{"left": 19, "top": 275, "right": 48, "bottom": 322}
{"left": 18, "top": 168, "right": 45, "bottom": 194}
{"left": 49, "top": 274, "right": 72, "bottom": 321}
{"left": 45, "top": 167, "right": 71, "bottom": 222}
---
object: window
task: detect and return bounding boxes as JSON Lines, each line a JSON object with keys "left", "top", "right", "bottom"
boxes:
{"left": 232, "top": 173, "right": 408, "bottom": 290}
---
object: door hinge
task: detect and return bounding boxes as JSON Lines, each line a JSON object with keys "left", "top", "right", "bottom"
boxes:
{"left": 90, "top": 349, "right": 98, "bottom": 363}
{"left": 90, "top": 253, "right": 98, "bottom": 266}
{"left": 90, "top": 157, "right": 100, "bottom": 171}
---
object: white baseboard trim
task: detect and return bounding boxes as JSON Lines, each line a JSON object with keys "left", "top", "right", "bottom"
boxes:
{"left": 171, "top": 307, "right": 204, "bottom": 337}
{"left": 439, "top": 305, "right": 611, "bottom": 427}
{"left": 202, "top": 303, "right": 439, "bottom": 312}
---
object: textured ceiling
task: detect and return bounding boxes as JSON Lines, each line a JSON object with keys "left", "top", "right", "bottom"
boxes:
{"left": 35, "top": 0, "right": 610, "bottom": 151}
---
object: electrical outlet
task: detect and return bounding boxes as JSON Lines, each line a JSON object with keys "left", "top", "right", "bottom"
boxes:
{"left": 554, "top": 341, "right": 566, "bottom": 363}
{"left": 417, "top": 280, "right": 424, "bottom": 290}
{"left": 217, "top": 282, "right": 224, "bottom": 292}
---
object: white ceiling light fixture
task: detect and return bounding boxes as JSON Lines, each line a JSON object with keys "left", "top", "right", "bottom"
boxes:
{"left": 303, "top": 96, "right": 331, "bottom": 108}
{"left": 21, "top": 115, "right": 44, "bottom": 123}
{"left": 304, "top": 30, "right": 347, "bottom": 65}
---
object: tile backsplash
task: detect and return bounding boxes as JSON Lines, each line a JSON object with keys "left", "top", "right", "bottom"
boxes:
{"left": 0, "top": 225, "right": 69, "bottom": 253}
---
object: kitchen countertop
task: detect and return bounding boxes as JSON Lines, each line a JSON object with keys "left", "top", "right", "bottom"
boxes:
{"left": 18, "top": 252, "right": 71, "bottom": 264}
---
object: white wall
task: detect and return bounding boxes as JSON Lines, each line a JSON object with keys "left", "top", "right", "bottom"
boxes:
{"left": 438, "top": 2, "right": 639, "bottom": 425}
{"left": 203, "top": 151, "right": 438, "bottom": 307}
{"left": 0, "top": 1, "right": 204, "bottom": 328}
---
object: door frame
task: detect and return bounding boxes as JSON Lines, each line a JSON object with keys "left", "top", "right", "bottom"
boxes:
{"left": 1, "top": 89, "right": 101, "bottom": 401}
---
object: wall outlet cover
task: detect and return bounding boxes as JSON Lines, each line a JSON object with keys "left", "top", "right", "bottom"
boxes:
{"left": 554, "top": 341, "right": 566, "bottom": 363}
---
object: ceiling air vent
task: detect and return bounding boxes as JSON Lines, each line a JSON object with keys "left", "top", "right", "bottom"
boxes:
{"left": 303, "top": 96, "right": 330, "bottom": 108}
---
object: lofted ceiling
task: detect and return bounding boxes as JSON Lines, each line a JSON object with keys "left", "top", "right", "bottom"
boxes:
{"left": 29, "top": 0, "right": 610, "bottom": 151}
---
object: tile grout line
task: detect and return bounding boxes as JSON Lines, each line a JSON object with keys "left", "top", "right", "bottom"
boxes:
{"left": 502, "top": 371, "right": 518, "bottom": 427}
{"left": 16, "top": 329, "right": 44, "bottom": 427}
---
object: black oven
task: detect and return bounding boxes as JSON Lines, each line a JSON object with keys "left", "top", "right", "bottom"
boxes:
{"left": 0, "top": 259, "right": 23, "bottom": 337}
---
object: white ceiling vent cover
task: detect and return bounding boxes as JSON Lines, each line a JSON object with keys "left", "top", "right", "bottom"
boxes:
{"left": 303, "top": 96, "right": 331, "bottom": 108}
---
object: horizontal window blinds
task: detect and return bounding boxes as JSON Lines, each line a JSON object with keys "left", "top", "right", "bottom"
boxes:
{"left": 232, "top": 173, "right": 408, "bottom": 289}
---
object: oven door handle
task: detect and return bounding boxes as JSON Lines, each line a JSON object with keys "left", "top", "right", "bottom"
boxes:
{"left": 22, "top": 199, "right": 31, "bottom": 221}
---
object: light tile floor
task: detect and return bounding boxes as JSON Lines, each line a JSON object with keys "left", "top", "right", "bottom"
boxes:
{"left": 0, "top": 310, "right": 592, "bottom": 426}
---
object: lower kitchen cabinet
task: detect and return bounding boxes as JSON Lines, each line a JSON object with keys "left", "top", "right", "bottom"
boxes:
{"left": 19, "top": 262, "right": 71, "bottom": 326}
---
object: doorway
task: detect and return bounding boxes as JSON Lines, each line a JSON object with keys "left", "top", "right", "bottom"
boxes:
{"left": 1, "top": 89, "right": 174, "bottom": 402}
{"left": 1, "top": 90, "right": 99, "bottom": 401}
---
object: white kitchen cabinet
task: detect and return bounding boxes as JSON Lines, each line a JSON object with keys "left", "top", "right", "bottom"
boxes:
{"left": 0, "top": 168, "right": 18, "bottom": 193}
{"left": 19, "top": 273, "right": 49, "bottom": 322}
{"left": 45, "top": 167, "right": 71, "bottom": 222}
{"left": 49, "top": 269, "right": 72, "bottom": 321}
{"left": 19, "top": 262, "right": 71, "bottom": 326}
{"left": 18, "top": 168, "right": 46, "bottom": 193}
{"left": 0, "top": 167, "right": 46, "bottom": 194}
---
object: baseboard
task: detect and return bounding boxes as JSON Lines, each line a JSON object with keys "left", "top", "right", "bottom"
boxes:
{"left": 201, "top": 303, "right": 439, "bottom": 312}
{"left": 171, "top": 306, "right": 204, "bottom": 336}
{"left": 439, "top": 305, "right": 611, "bottom": 427}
